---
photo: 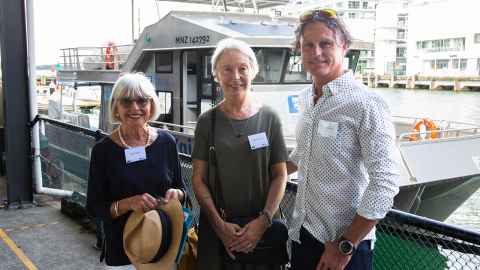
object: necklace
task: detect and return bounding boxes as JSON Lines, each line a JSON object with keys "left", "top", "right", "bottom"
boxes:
{"left": 118, "top": 125, "right": 150, "bottom": 148}
{"left": 227, "top": 117, "right": 250, "bottom": 138}
{"left": 221, "top": 102, "right": 257, "bottom": 138}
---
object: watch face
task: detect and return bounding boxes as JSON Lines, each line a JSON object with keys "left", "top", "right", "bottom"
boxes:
{"left": 339, "top": 240, "right": 354, "bottom": 255}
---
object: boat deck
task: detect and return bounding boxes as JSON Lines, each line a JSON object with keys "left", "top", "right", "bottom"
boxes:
{"left": 0, "top": 177, "right": 103, "bottom": 270}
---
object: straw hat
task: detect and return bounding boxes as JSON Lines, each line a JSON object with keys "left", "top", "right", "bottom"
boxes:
{"left": 123, "top": 199, "right": 184, "bottom": 270}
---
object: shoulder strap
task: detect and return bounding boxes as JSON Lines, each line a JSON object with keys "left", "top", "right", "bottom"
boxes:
{"left": 209, "top": 108, "right": 216, "bottom": 149}
{"left": 207, "top": 108, "right": 227, "bottom": 219}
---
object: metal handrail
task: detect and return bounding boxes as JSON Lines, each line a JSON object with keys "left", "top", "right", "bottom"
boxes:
{"left": 393, "top": 115, "right": 480, "bottom": 128}
{"left": 177, "top": 153, "right": 480, "bottom": 246}
{"left": 38, "top": 116, "right": 480, "bottom": 268}
{"left": 150, "top": 120, "right": 195, "bottom": 131}
{"left": 399, "top": 127, "right": 480, "bottom": 142}
{"left": 385, "top": 209, "right": 480, "bottom": 246}
{"left": 394, "top": 115, "right": 480, "bottom": 142}
{"left": 38, "top": 115, "right": 106, "bottom": 140}
{"left": 60, "top": 45, "right": 133, "bottom": 50}
{"left": 59, "top": 45, "right": 134, "bottom": 71}
{"left": 37, "top": 115, "right": 196, "bottom": 136}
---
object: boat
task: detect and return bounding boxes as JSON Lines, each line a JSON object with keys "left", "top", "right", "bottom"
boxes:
{"left": 52, "top": 10, "right": 480, "bottom": 222}
{"left": 2, "top": 2, "right": 480, "bottom": 269}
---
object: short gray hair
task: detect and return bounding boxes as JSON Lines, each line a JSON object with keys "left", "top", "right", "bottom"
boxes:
{"left": 109, "top": 73, "right": 161, "bottom": 123}
{"left": 210, "top": 38, "right": 259, "bottom": 80}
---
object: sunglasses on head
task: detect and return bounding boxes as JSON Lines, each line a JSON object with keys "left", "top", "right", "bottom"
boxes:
{"left": 118, "top": 96, "right": 151, "bottom": 108}
{"left": 300, "top": 8, "right": 337, "bottom": 23}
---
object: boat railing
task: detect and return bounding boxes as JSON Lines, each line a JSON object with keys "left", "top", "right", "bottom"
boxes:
{"left": 59, "top": 45, "right": 134, "bottom": 71}
{"left": 34, "top": 115, "right": 480, "bottom": 269}
{"left": 394, "top": 115, "right": 480, "bottom": 142}
{"left": 149, "top": 120, "right": 195, "bottom": 134}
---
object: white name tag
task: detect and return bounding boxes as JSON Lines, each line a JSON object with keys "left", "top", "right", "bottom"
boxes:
{"left": 317, "top": 120, "right": 338, "bottom": 138}
{"left": 124, "top": 147, "right": 147, "bottom": 164}
{"left": 248, "top": 132, "right": 269, "bottom": 150}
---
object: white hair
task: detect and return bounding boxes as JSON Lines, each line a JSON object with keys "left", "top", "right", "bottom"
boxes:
{"left": 210, "top": 38, "right": 259, "bottom": 80}
{"left": 109, "top": 73, "right": 161, "bottom": 123}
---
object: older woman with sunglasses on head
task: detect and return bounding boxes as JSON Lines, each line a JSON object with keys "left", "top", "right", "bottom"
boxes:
{"left": 287, "top": 9, "right": 400, "bottom": 270}
{"left": 86, "top": 73, "right": 186, "bottom": 269}
{"left": 191, "top": 38, "right": 288, "bottom": 270}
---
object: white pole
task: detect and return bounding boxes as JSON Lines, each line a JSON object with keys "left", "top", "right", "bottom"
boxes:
{"left": 25, "top": 0, "right": 72, "bottom": 197}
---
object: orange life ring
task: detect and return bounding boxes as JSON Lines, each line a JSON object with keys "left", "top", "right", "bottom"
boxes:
{"left": 105, "top": 42, "right": 117, "bottom": 69}
{"left": 409, "top": 118, "right": 439, "bottom": 141}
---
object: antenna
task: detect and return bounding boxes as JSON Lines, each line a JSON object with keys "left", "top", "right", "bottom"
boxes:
{"left": 131, "top": 0, "right": 135, "bottom": 42}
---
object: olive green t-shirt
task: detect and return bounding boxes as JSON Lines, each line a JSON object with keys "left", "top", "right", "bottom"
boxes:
{"left": 192, "top": 105, "right": 288, "bottom": 217}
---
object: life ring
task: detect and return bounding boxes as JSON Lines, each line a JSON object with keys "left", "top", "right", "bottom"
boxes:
{"left": 409, "top": 118, "right": 439, "bottom": 141}
{"left": 105, "top": 42, "right": 117, "bottom": 69}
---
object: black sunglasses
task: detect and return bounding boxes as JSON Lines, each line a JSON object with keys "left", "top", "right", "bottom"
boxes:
{"left": 118, "top": 97, "right": 151, "bottom": 108}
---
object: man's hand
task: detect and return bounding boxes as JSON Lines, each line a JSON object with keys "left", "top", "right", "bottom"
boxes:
{"left": 316, "top": 240, "right": 352, "bottom": 270}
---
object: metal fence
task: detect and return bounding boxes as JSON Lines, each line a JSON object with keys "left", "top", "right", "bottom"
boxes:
{"left": 38, "top": 116, "right": 480, "bottom": 270}
{"left": 178, "top": 154, "right": 480, "bottom": 270}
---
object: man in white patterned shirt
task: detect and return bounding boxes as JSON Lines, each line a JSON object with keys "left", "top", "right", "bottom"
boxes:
{"left": 287, "top": 8, "right": 400, "bottom": 270}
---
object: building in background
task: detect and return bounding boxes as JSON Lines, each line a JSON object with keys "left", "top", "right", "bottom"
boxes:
{"left": 407, "top": 0, "right": 480, "bottom": 77}
{"left": 279, "top": 0, "right": 378, "bottom": 74}
{"left": 374, "top": 0, "right": 408, "bottom": 76}
{"left": 277, "top": 0, "right": 479, "bottom": 77}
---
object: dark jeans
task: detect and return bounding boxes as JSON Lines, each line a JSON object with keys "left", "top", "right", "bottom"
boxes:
{"left": 291, "top": 227, "right": 373, "bottom": 270}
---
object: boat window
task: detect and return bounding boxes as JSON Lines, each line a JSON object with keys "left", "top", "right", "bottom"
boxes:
{"left": 284, "top": 51, "right": 311, "bottom": 83}
{"left": 155, "top": 52, "right": 173, "bottom": 73}
{"left": 253, "top": 48, "right": 285, "bottom": 84}
{"left": 203, "top": 55, "right": 213, "bottom": 80}
{"left": 475, "top": 33, "right": 480, "bottom": 44}
{"left": 156, "top": 90, "right": 172, "bottom": 122}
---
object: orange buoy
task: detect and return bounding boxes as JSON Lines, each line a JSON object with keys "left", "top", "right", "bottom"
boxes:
{"left": 409, "top": 118, "right": 439, "bottom": 141}
{"left": 105, "top": 41, "right": 117, "bottom": 69}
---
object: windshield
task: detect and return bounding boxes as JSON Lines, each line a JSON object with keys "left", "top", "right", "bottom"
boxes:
{"left": 253, "top": 48, "right": 312, "bottom": 84}
{"left": 254, "top": 48, "right": 286, "bottom": 84}
{"left": 284, "top": 51, "right": 311, "bottom": 83}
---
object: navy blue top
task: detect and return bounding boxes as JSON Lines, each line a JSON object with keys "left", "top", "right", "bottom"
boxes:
{"left": 86, "top": 129, "right": 185, "bottom": 266}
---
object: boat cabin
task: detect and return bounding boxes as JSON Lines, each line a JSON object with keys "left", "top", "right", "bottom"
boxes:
{"left": 57, "top": 10, "right": 372, "bottom": 134}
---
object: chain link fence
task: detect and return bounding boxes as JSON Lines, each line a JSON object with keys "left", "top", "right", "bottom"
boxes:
{"left": 179, "top": 154, "right": 480, "bottom": 270}
{"left": 39, "top": 117, "right": 480, "bottom": 269}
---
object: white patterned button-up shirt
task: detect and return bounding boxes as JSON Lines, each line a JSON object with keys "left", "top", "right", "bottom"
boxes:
{"left": 289, "top": 71, "right": 400, "bottom": 244}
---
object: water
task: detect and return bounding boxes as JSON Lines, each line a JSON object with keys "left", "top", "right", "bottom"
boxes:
{"left": 374, "top": 88, "right": 480, "bottom": 125}
{"left": 373, "top": 88, "right": 480, "bottom": 232}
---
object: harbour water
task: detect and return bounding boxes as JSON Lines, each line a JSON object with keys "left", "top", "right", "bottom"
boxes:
{"left": 373, "top": 88, "right": 480, "bottom": 231}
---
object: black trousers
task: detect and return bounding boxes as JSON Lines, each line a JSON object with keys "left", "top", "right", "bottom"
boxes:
{"left": 291, "top": 227, "right": 373, "bottom": 270}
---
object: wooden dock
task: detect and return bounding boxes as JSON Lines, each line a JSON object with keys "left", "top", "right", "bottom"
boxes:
{"left": 361, "top": 74, "right": 480, "bottom": 91}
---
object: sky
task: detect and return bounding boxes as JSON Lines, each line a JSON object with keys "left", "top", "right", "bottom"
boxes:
{"left": 33, "top": 0, "right": 211, "bottom": 65}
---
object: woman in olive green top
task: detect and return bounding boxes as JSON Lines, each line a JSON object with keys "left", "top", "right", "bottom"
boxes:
{"left": 191, "top": 38, "right": 288, "bottom": 270}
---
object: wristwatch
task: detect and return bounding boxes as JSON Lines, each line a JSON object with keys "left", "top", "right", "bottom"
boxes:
{"left": 338, "top": 237, "right": 355, "bottom": 256}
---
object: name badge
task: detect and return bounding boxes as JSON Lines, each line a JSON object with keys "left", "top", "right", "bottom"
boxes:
{"left": 248, "top": 132, "right": 269, "bottom": 150}
{"left": 124, "top": 147, "right": 147, "bottom": 164}
{"left": 317, "top": 120, "right": 338, "bottom": 138}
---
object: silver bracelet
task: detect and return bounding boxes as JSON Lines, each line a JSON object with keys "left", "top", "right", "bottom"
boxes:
{"left": 114, "top": 201, "right": 119, "bottom": 217}
{"left": 259, "top": 210, "right": 273, "bottom": 227}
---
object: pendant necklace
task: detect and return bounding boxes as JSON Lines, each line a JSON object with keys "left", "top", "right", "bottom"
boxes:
{"left": 223, "top": 102, "right": 257, "bottom": 138}
{"left": 118, "top": 125, "right": 150, "bottom": 148}
{"left": 228, "top": 116, "right": 250, "bottom": 138}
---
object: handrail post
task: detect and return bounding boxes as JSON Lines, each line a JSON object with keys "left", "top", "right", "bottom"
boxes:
{"left": 76, "top": 48, "right": 80, "bottom": 70}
